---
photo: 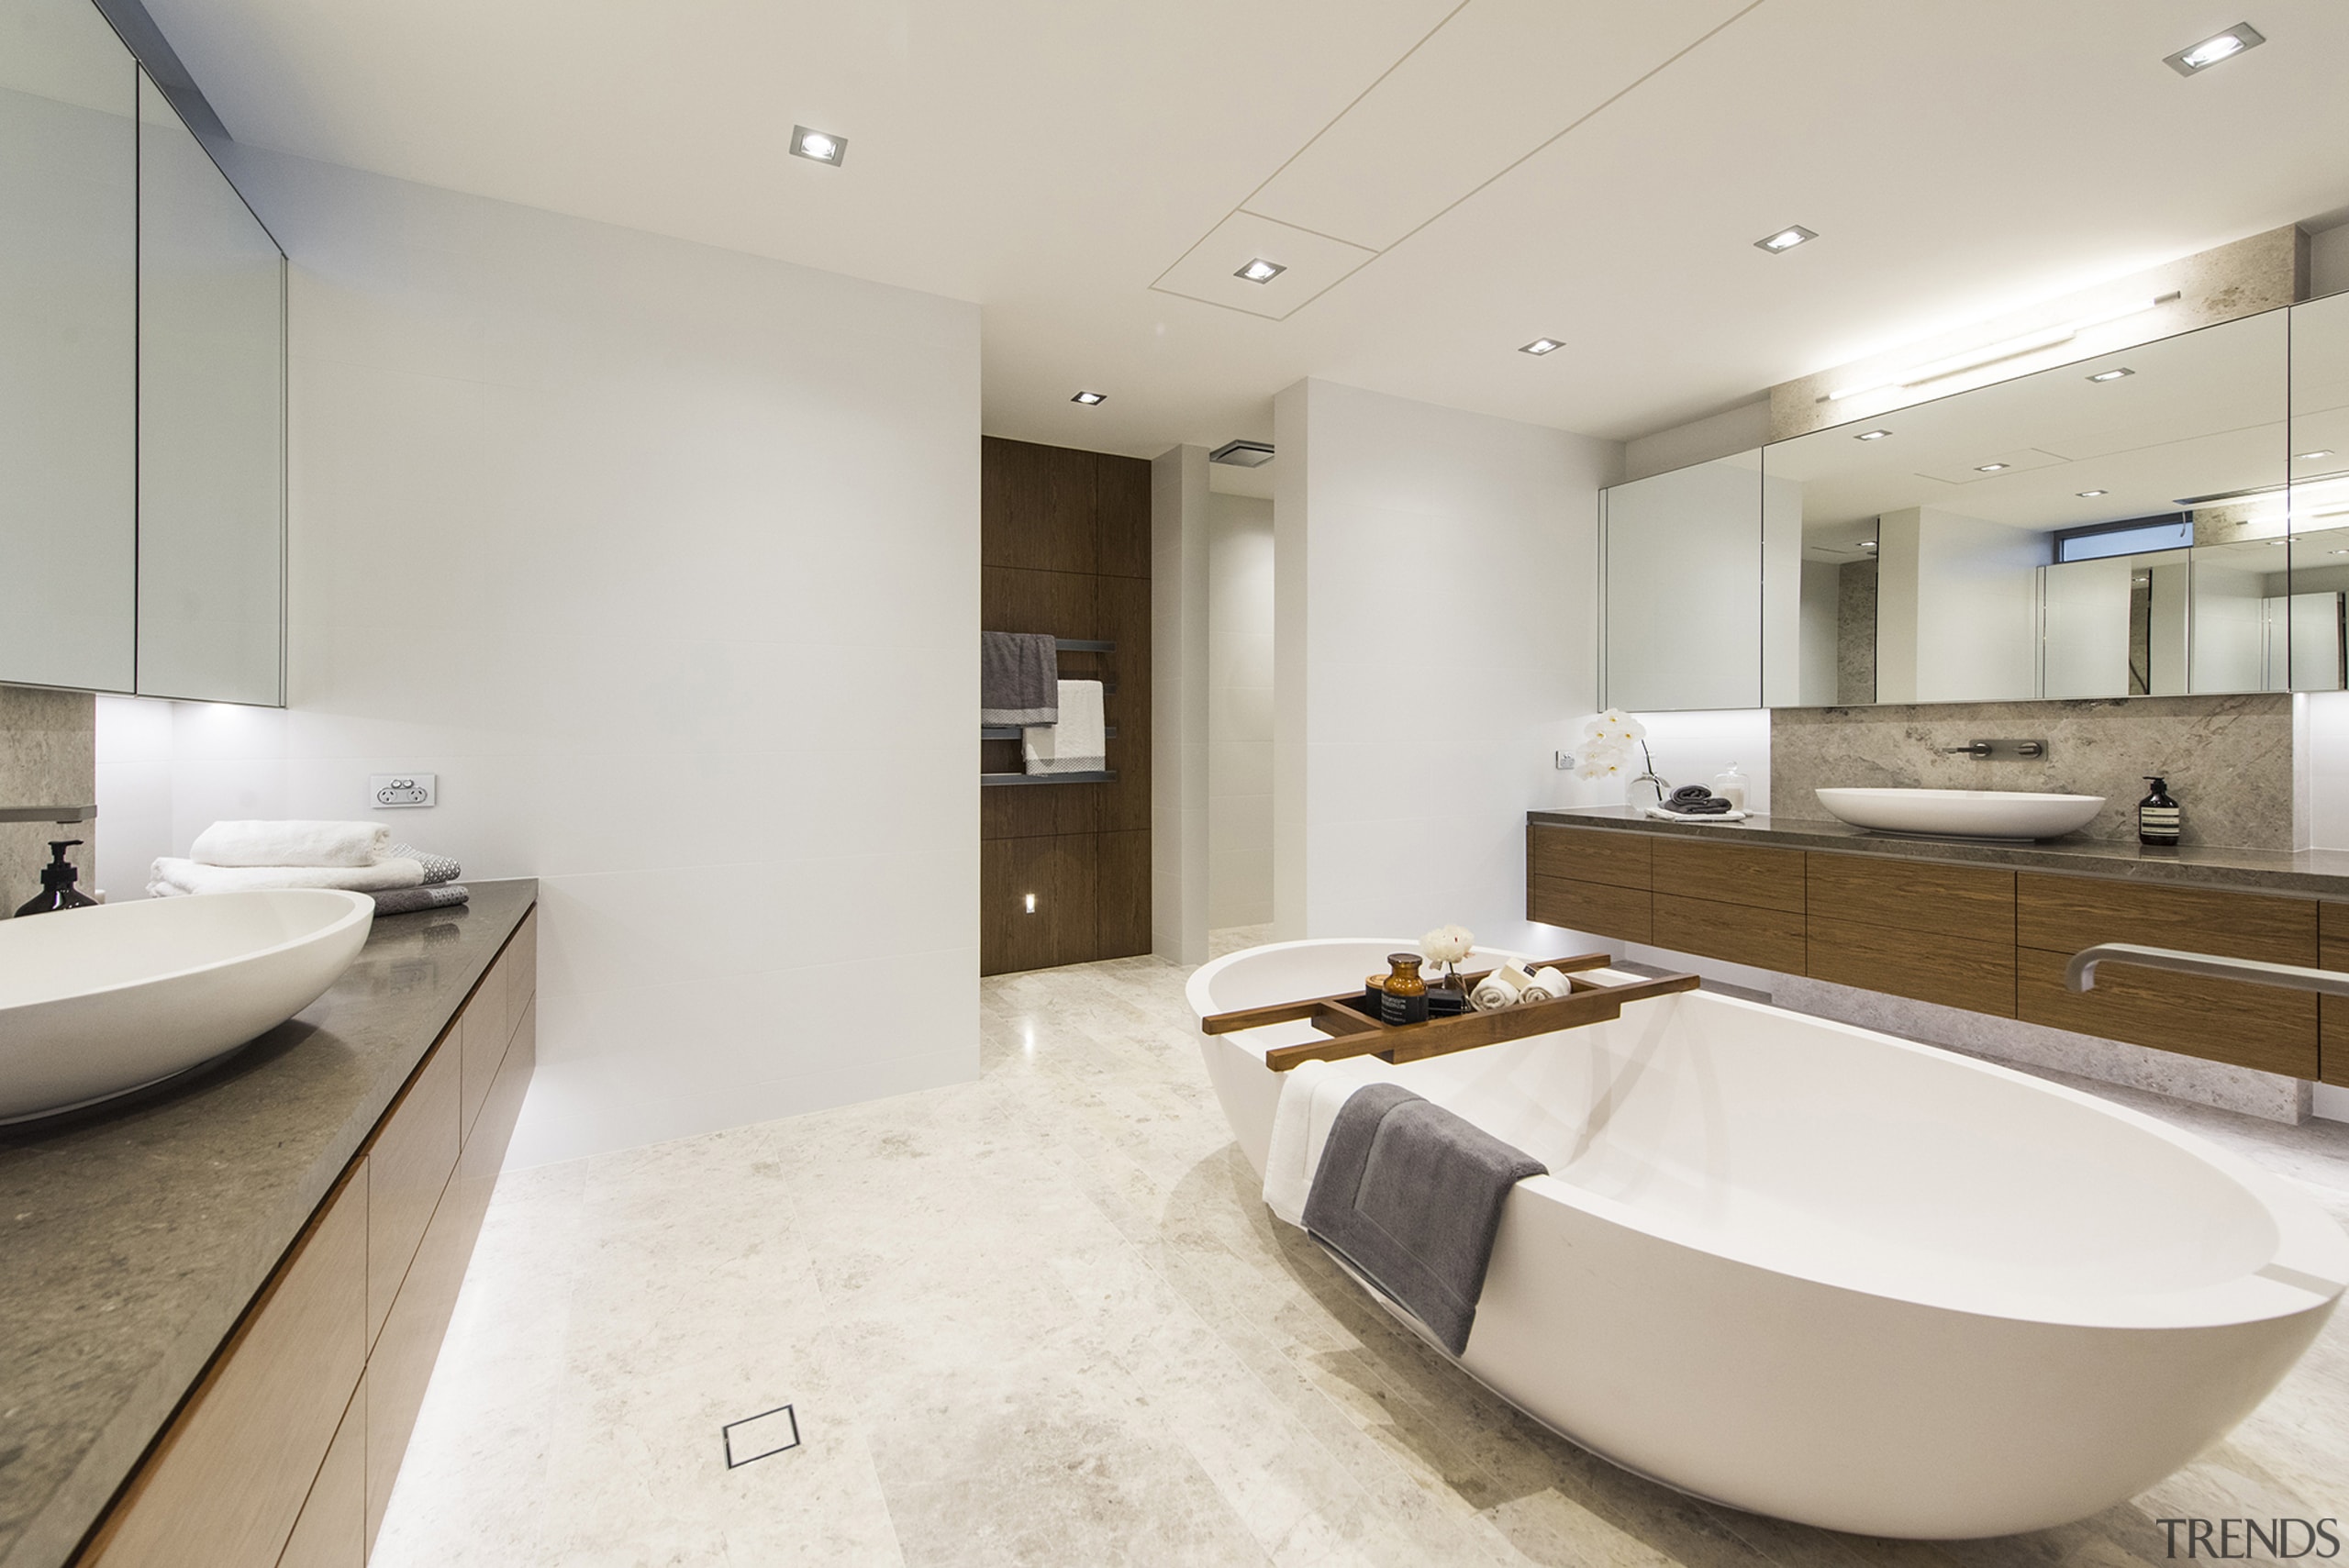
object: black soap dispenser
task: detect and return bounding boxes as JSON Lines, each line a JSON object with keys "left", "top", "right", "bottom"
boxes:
{"left": 15, "top": 840, "right": 98, "bottom": 917}
{"left": 2138, "top": 777, "right": 2181, "bottom": 848}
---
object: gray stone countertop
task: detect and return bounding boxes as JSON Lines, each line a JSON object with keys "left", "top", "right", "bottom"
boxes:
{"left": 0, "top": 879, "right": 538, "bottom": 1568}
{"left": 1527, "top": 806, "right": 2349, "bottom": 900}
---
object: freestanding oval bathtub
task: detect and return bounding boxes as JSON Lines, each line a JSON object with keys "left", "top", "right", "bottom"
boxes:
{"left": 1189, "top": 938, "right": 2349, "bottom": 1540}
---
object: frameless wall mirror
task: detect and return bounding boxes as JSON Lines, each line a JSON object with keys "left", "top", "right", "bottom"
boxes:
{"left": 1600, "top": 451, "right": 1773, "bottom": 711}
{"left": 136, "top": 69, "right": 285, "bottom": 705}
{"left": 2288, "top": 291, "right": 2349, "bottom": 693}
{"left": 0, "top": 0, "right": 138, "bottom": 693}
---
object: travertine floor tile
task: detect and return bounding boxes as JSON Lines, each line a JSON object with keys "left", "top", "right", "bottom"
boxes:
{"left": 374, "top": 950, "right": 2349, "bottom": 1568}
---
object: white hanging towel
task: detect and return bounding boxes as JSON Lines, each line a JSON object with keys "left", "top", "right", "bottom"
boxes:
{"left": 1022, "top": 678, "right": 1106, "bottom": 774}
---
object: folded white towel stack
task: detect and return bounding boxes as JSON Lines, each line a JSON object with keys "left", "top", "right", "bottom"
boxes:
{"left": 191, "top": 819, "right": 390, "bottom": 868}
{"left": 1023, "top": 679, "right": 1106, "bottom": 775}
{"left": 149, "top": 857, "right": 425, "bottom": 899}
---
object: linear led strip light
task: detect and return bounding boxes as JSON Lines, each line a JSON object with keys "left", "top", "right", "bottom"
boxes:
{"left": 1818, "top": 292, "right": 2184, "bottom": 406}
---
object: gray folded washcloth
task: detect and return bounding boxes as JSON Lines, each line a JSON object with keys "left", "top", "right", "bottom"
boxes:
{"left": 388, "top": 843, "right": 462, "bottom": 885}
{"left": 981, "top": 631, "right": 1060, "bottom": 727}
{"left": 372, "top": 883, "right": 470, "bottom": 916}
{"left": 1660, "top": 787, "right": 1731, "bottom": 816}
{"left": 1303, "top": 1083, "right": 1547, "bottom": 1355}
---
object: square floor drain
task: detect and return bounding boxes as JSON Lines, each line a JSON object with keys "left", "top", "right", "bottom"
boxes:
{"left": 723, "top": 1404, "right": 801, "bottom": 1468}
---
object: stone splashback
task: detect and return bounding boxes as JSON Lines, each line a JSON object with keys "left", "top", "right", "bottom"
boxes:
{"left": 0, "top": 684, "right": 96, "bottom": 915}
{"left": 1770, "top": 694, "right": 2291, "bottom": 849}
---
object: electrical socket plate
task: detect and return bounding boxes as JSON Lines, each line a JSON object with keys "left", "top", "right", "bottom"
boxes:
{"left": 371, "top": 773, "right": 436, "bottom": 809}
{"left": 1554, "top": 751, "right": 1576, "bottom": 771}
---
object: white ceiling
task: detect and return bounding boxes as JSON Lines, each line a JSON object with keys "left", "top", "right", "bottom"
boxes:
{"left": 139, "top": 0, "right": 2349, "bottom": 459}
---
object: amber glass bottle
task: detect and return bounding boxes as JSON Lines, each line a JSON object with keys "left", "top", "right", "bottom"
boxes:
{"left": 1380, "top": 953, "right": 1430, "bottom": 1026}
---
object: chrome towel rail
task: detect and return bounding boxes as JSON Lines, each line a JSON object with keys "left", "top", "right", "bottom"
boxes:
{"left": 2066, "top": 942, "right": 2349, "bottom": 999}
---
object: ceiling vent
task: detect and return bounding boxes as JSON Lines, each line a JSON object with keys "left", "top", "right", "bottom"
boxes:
{"left": 1210, "top": 440, "right": 1275, "bottom": 468}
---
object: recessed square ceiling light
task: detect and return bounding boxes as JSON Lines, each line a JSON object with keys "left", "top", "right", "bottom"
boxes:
{"left": 1209, "top": 439, "right": 1275, "bottom": 467}
{"left": 1976, "top": 462, "right": 2010, "bottom": 473}
{"left": 1234, "top": 258, "right": 1286, "bottom": 284}
{"left": 2077, "top": 489, "right": 2109, "bottom": 497}
{"left": 1854, "top": 429, "right": 1891, "bottom": 440}
{"left": 1753, "top": 225, "right": 1817, "bottom": 253}
{"left": 2165, "top": 23, "right": 2265, "bottom": 76}
{"left": 1519, "top": 338, "right": 1565, "bottom": 356}
{"left": 2087, "top": 367, "right": 2134, "bottom": 382}
{"left": 790, "top": 125, "right": 847, "bottom": 165}
{"left": 2298, "top": 450, "right": 2336, "bottom": 461}
{"left": 1071, "top": 390, "right": 1106, "bottom": 406}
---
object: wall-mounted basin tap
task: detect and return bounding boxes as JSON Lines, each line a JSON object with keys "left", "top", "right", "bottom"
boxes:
{"left": 0, "top": 805, "right": 97, "bottom": 824}
{"left": 1939, "top": 740, "right": 2045, "bottom": 761}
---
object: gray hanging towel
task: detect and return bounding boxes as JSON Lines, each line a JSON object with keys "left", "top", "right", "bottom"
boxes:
{"left": 981, "top": 631, "right": 1060, "bottom": 727}
{"left": 1303, "top": 1083, "right": 1547, "bottom": 1355}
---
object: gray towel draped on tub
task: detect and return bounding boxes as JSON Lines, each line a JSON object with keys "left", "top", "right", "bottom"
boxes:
{"left": 981, "top": 631, "right": 1061, "bottom": 727}
{"left": 1302, "top": 1083, "right": 1547, "bottom": 1355}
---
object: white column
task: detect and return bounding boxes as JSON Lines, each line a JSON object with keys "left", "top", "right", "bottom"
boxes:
{"left": 1151, "top": 444, "right": 1210, "bottom": 964}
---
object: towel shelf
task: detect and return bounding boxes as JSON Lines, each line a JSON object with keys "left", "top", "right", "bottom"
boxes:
{"left": 981, "top": 771, "right": 1117, "bottom": 786}
{"left": 1054, "top": 639, "right": 1114, "bottom": 652}
{"left": 981, "top": 725, "right": 1118, "bottom": 741}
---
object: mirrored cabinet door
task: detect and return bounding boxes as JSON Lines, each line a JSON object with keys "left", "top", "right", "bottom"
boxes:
{"left": 2288, "top": 291, "right": 2349, "bottom": 693}
{"left": 136, "top": 69, "right": 284, "bottom": 705}
{"left": 1601, "top": 453, "right": 1764, "bottom": 711}
{"left": 0, "top": 0, "right": 137, "bottom": 693}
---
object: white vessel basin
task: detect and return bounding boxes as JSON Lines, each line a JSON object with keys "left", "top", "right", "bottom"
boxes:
{"left": 1816, "top": 786, "right": 2104, "bottom": 840}
{"left": 0, "top": 889, "right": 373, "bottom": 1123}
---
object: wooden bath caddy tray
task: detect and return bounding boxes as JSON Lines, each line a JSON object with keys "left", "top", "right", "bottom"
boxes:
{"left": 1200, "top": 953, "right": 1700, "bottom": 1073}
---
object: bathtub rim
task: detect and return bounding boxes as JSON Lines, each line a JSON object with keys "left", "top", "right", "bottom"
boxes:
{"left": 1190, "top": 938, "right": 2349, "bottom": 1335}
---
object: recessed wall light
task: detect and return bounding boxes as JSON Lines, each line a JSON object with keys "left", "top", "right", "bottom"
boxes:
{"left": 2332, "top": 549, "right": 2349, "bottom": 556}
{"left": 1754, "top": 225, "right": 1817, "bottom": 253}
{"left": 2087, "top": 367, "right": 2134, "bottom": 382}
{"left": 790, "top": 125, "right": 847, "bottom": 165}
{"left": 1976, "top": 462, "right": 2010, "bottom": 473}
{"left": 1520, "top": 338, "right": 1565, "bottom": 356}
{"left": 2077, "top": 489, "right": 2109, "bottom": 497}
{"left": 1023, "top": 893, "right": 1037, "bottom": 913}
{"left": 1858, "top": 540, "right": 1878, "bottom": 550}
{"left": 1071, "top": 390, "right": 1106, "bottom": 406}
{"left": 2165, "top": 23, "right": 2265, "bottom": 76}
{"left": 2299, "top": 450, "right": 2336, "bottom": 461}
{"left": 1854, "top": 429, "right": 1892, "bottom": 441}
{"left": 1234, "top": 257, "right": 1286, "bottom": 284}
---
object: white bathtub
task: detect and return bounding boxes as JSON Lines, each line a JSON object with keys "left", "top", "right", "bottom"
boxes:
{"left": 1188, "top": 938, "right": 2349, "bottom": 1540}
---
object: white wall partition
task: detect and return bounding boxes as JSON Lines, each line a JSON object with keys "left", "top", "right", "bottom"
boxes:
{"left": 1272, "top": 378, "right": 1614, "bottom": 951}
{"left": 95, "top": 149, "right": 981, "bottom": 1166}
{"left": 1208, "top": 493, "right": 1275, "bottom": 929}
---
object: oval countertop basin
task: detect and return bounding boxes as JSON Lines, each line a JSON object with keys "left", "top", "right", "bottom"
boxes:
{"left": 1815, "top": 787, "right": 2106, "bottom": 841}
{"left": 0, "top": 888, "right": 373, "bottom": 1123}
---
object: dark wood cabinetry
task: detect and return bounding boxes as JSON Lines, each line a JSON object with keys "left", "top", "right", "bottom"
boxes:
{"left": 1526, "top": 821, "right": 2343, "bottom": 1084}
{"left": 980, "top": 438, "right": 1151, "bottom": 974}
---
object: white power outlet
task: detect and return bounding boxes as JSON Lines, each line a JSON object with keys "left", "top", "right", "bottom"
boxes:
{"left": 370, "top": 773, "right": 437, "bottom": 809}
{"left": 1554, "top": 750, "right": 1576, "bottom": 771}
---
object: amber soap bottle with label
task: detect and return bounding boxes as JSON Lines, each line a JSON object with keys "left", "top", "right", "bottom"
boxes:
{"left": 2138, "top": 777, "right": 2180, "bottom": 847}
{"left": 1379, "top": 953, "right": 1430, "bottom": 1026}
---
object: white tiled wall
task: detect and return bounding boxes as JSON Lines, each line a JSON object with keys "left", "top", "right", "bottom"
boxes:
{"left": 1208, "top": 493, "right": 1275, "bottom": 929}
{"left": 1273, "top": 378, "right": 1618, "bottom": 951}
{"left": 95, "top": 149, "right": 982, "bottom": 1166}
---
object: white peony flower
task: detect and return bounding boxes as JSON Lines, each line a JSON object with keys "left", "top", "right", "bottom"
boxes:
{"left": 1421, "top": 925, "right": 1475, "bottom": 965}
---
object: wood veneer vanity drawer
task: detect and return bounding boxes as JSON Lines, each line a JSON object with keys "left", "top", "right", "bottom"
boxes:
{"left": 364, "top": 1037, "right": 461, "bottom": 1347}
{"left": 455, "top": 961, "right": 507, "bottom": 1142}
{"left": 2015, "top": 874, "right": 2316, "bottom": 963}
{"left": 2316, "top": 908, "right": 2349, "bottom": 1087}
{"left": 1528, "top": 873, "right": 1651, "bottom": 944}
{"left": 1652, "top": 894, "right": 1804, "bottom": 973}
{"left": 277, "top": 1376, "right": 364, "bottom": 1568}
{"left": 83, "top": 1167, "right": 368, "bottom": 1568}
{"left": 1528, "top": 826, "right": 1650, "bottom": 890}
{"left": 1805, "top": 917, "right": 2016, "bottom": 1018}
{"left": 1805, "top": 854, "right": 2015, "bottom": 941}
{"left": 1650, "top": 839, "right": 1804, "bottom": 914}
{"left": 2017, "top": 948, "right": 2318, "bottom": 1077}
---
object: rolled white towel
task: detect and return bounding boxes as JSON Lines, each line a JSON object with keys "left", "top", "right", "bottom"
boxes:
{"left": 191, "top": 820, "right": 389, "bottom": 868}
{"left": 1520, "top": 967, "right": 1575, "bottom": 1002}
{"left": 149, "top": 856, "right": 425, "bottom": 898}
{"left": 1470, "top": 973, "right": 1522, "bottom": 1012}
